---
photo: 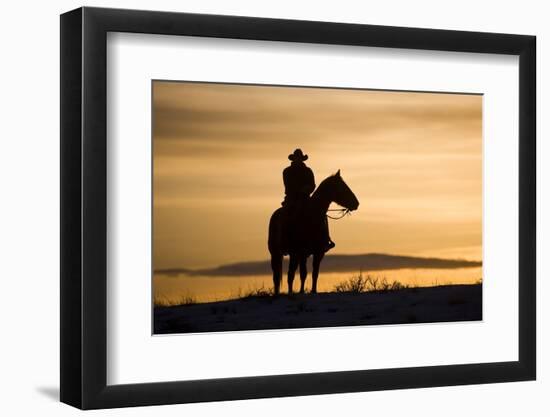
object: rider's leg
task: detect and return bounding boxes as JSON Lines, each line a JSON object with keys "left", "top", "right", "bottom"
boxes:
{"left": 324, "top": 217, "right": 335, "bottom": 251}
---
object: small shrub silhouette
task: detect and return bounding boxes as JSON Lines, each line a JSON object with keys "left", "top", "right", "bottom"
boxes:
{"left": 242, "top": 285, "right": 274, "bottom": 298}
{"left": 333, "top": 271, "right": 409, "bottom": 294}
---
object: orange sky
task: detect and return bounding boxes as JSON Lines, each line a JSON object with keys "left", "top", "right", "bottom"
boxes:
{"left": 153, "top": 81, "right": 482, "bottom": 270}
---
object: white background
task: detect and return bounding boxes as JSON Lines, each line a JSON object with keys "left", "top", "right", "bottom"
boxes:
{"left": 108, "top": 33, "right": 519, "bottom": 384}
{"left": 0, "top": 0, "right": 546, "bottom": 416}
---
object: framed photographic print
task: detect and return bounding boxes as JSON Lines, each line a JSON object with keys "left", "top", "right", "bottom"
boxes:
{"left": 60, "top": 6, "right": 536, "bottom": 409}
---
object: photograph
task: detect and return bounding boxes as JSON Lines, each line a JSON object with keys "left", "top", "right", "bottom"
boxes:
{"left": 152, "top": 81, "right": 483, "bottom": 334}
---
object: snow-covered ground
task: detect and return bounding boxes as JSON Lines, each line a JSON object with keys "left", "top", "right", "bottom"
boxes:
{"left": 154, "top": 284, "right": 482, "bottom": 334}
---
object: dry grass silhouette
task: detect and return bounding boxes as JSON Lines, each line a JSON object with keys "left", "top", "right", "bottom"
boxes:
{"left": 154, "top": 294, "right": 197, "bottom": 307}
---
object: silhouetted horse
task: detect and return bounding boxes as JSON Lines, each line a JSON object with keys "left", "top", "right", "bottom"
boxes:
{"left": 268, "top": 170, "right": 359, "bottom": 295}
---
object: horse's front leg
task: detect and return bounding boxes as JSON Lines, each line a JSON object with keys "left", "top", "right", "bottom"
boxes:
{"left": 311, "top": 252, "right": 325, "bottom": 294}
{"left": 299, "top": 257, "right": 308, "bottom": 294}
{"left": 287, "top": 255, "right": 299, "bottom": 294}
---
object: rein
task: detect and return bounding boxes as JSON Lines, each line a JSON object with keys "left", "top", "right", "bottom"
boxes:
{"left": 326, "top": 208, "right": 350, "bottom": 220}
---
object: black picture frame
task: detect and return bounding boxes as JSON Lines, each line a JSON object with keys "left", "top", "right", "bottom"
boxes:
{"left": 60, "top": 6, "right": 536, "bottom": 410}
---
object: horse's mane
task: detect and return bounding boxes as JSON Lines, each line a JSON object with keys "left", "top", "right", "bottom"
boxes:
{"left": 312, "top": 173, "right": 340, "bottom": 198}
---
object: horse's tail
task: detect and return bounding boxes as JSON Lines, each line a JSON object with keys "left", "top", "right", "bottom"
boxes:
{"left": 268, "top": 207, "right": 284, "bottom": 255}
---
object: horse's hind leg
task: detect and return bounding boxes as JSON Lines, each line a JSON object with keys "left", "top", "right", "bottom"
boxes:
{"left": 271, "top": 253, "right": 282, "bottom": 295}
{"left": 299, "top": 257, "right": 308, "bottom": 294}
{"left": 311, "top": 252, "right": 325, "bottom": 294}
{"left": 287, "top": 255, "right": 299, "bottom": 294}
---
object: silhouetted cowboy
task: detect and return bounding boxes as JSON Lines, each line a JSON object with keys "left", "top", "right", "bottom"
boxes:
{"left": 282, "top": 149, "right": 335, "bottom": 252}
{"left": 283, "top": 149, "right": 315, "bottom": 204}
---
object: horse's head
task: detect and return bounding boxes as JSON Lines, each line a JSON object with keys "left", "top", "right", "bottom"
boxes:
{"left": 323, "top": 170, "right": 359, "bottom": 211}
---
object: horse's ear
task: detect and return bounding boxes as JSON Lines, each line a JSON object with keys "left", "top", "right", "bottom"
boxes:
{"left": 336, "top": 169, "right": 341, "bottom": 177}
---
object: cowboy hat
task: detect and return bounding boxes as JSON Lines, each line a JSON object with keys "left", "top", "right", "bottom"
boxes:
{"left": 288, "top": 148, "right": 308, "bottom": 161}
